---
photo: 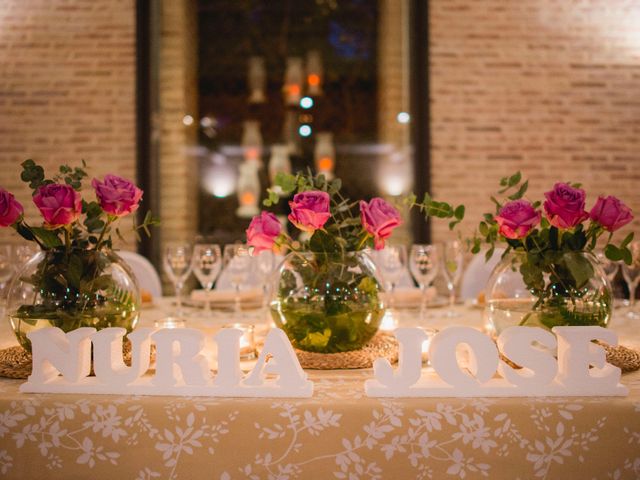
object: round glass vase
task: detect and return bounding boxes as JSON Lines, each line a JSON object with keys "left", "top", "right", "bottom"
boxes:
{"left": 7, "top": 247, "right": 141, "bottom": 352}
{"left": 270, "top": 250, "right": 385, "bottom": 353}
{"left": 483, "top": 250, "right": 612, "bottom": 336}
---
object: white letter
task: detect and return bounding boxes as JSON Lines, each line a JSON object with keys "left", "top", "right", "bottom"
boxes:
{"left": 28, "top": 327, "right": 94, "bottom": 384}
{"left": 92, "top": 328, "right": 154, "bottom": 385}
{"left": 212, "top": 328, "right": 243, "bottom": 387}
{"left": 429, "top": 326, "right": 498, "bottom": 388}
{"left": 554, "top": 326, "right": 622, "bottom": 392}
{"left": 151, "top": 328, "right": 210, "bottom": 387}
{"left": 243, "top": 329, "right": 311, "bottom": 391}
{"left": 497, "top": 326, "right": 557, "bottom": 388}
{"left": 372, "top": 328, "right": 428, "bottom": 389}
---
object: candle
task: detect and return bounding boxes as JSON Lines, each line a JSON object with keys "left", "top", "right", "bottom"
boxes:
{"left": 421, "top": 327, "right": 438, "bottom": 365}
{"left": 222, "top": 323, "right": 257, "bottom": 360}
{"left": 379, "top": 311, "right": 398, "bottom": 332}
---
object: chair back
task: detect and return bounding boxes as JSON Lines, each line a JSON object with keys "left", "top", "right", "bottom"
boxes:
{"left": 117, "top": 250, "right": 163, "bottom": 298}
{"left": 459, "top": 247, "right": 505, "bottom": 300}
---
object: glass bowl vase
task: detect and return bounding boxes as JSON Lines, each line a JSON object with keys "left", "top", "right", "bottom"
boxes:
{"left": 7, "top": 247, "right": 140, "bottom": 352}
{"left": 270, "top": 250, "right": 385, "bottom": 353}
{"left": 483, "top": 250, "right": 612, "bottom": 336}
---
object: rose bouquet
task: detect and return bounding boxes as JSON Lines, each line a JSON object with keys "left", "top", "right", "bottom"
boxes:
{"left": 473, "top": 172, "right": 633, "bottom": 331}
{"left": 1, "top": 160, "right": 157, "bottom": 350}
{"left": 245, "top": 171, "right": 461, "bottom": 353}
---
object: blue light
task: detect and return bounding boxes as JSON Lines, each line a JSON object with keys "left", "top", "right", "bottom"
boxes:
{"left": 299, "top": 125, "right": 312, "bottom": 137}
{"left": 300, "top": 96, "right": 314, "bottom": 109}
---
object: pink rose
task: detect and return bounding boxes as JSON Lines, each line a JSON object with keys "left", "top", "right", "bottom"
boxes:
{"left": 543, "top": 182, "right": 589, "bottom": 229}
{"left": 589, "top": 195, "right": 633, "bottom": 232}
{"left": 0, "top": 188, "right": 23, "bottom": 227}
{"left": 360, "top": 197, "right": 402, "bottom": 250}
{"left": 92, "top": 174, "right": 143, "bottom": 217}
{"left": 494, "top": 200, "right": 541, "bottom": 239}
{"left": 288, "top": 191, "right": 331, "bottom": 233}
{"left": 33, "top": 184, "right": 82, "bottom": 228}
{"left": 247, "top": 211, "right": 282, "bottom": 253}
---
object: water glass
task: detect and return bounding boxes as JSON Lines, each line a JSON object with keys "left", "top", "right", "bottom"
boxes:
{"left": 441, "top": 240, "right": 464, "bottom": 317}
{"left": 409, "top": 244, "right": 440, "bottom": 320}
{"left": 223, "top": 244, "right": 252, "bottom": 315}
{"left": 192, "top": 243, "right": 222, "bottom": 314}
{"left": 621, "top": 241, "right": 640, "bottom": 319}
{"left": 163, "top": 243, "right": 193, "bottom": 325}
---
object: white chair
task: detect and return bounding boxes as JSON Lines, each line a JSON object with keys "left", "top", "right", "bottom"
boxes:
{"left": 117, "top": 250, "right": 163, "bottom": 298}
{"left": 459, "top": 247, "right": 505, "bottom": 300}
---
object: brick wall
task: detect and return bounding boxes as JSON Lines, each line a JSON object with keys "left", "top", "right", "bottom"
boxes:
{"left": 157, "top": 0, "right": 199, "bottom": 288}
{"left": 430, "top": 0, "right": 640, "bottom": 244}
{"left": 0, "top": 0, "right": 137, "bottom": 246}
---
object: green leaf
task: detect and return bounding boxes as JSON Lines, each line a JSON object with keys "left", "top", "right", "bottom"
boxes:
{"left": 604, "top": 244, "right": 623, "bottom": 262}
{"left": 275, "top": 172, "right": 297, "bottom": 194}
{"left": 15, "top": 223, "right": 36, "bottom": 242}
{"left": 485, "top": 246, "right": 495, "bottom": 262}
{"left": 66, "top": 254, "right": 84, "bottom": 289}
{"left": 507, "top": 180, "right": 528, "bottom": 200}
{"left": 30, "top": 227, "right": 63, "bottom": 248}
{"left": 454, "top": 205, "right": 465, "bottom": 220}
{"left": 621, "top": 232, "right": 634, "bottom": 249}
{"left": 309, "top": 230, "right": 340, "bottom": 254}
{"left": 564, "top": 251, "right": 594, "bottom": 289}
{"left": 479, "top": 221, "right": 489, "bottom": 236}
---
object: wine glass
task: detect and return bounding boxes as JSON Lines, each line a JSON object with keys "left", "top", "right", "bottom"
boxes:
{"left": 223, "top": 244, "right": 252, "bottom": 315}
{"left": 0, "top": 245, "right": 14, "bottom": 303}
{"left": 409, "top": 244, "right": 440, "bottom": 321}
{"left": 441, "top": 240, "right": 464, "bottom": 317}
{"left": 375, "top": 245, "right": 407, "bottom": 315}
{"left": 621, "top": 241, "right": 640, "bottom": 319}
{"left": 191, "top": 243, "right": 222, "bottom": 315}
{"left": 597, "top": 251, "right": 619, "bottom": 283}
{"left": 162, "top": 243, "right": 193, "bottom": 325}
{"left": 256, "top": 250, "right": 276, "bottom": 315}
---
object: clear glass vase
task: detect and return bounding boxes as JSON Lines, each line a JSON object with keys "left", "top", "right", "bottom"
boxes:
{"left": 270, "top": 251, "right": 385, "bottom": 353}
{"left": 483, "top": 250, "right": 612, "bottom": 336}
{"left": 7, "top": 248, "right": 140, "bottom": 352}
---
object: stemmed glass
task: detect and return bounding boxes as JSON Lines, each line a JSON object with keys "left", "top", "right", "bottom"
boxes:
{"left": 441, "top": 240, "right": 464, "bottom": 317}
{"left": 223, "top": 244, "right": 252, "bottom": 316}
{"left": 163, "top": 243, "right": 193, "bottom": 325}
{"left": 597, "top": 251, "right": 619, "bottom": 283}
{"left": 409, "top": 244, "right": 440, "bottom": 321}
{"left": 621, "top": 241, "right": 640, "bottom": 319}
{"left": 0, "top": 245, "right": 14, "bottom": 303}
{"left": 256, "top": 250, "right": 276, "bottom": 315}
{"left": 191, "top": 243, "right": 222, "bottom": 315}
{"left": 375, "top": 245, "right": 407, "bottom": 314}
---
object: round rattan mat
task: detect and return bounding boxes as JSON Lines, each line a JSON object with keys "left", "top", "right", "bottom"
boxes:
{"left": 0, "top": 341, "right": 156, "bottom": 379}
{"left": 500, "top": 341, "right": 640, "bottom": 373}
{"left": 293, "top": 333, "right": 398, "bottom": 370}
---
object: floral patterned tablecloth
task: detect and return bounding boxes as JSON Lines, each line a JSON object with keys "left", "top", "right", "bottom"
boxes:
{"left": 0, "top": 302, "right": 639, "bottom": 480}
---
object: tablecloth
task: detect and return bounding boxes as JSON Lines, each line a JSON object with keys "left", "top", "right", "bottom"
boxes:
{"left": 0, "top": 301, "right": 639, "bottom": 480}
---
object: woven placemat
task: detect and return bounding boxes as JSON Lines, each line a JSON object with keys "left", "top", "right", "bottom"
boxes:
{"left": 500, "top": 342, "right": 640, "bottom": 373}
{"left": 594, "top": 341, "right": 640, "bottom": 373}
{"left": 0, "top": 341, "right": 156, "bottom": 380}
{"left": 293, "top": 333, "right": 398, "bottom": 370}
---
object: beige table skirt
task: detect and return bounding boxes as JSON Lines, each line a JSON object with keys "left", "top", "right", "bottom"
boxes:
{"left": 0, "top": 303, "right": 639, "bottom": 479}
